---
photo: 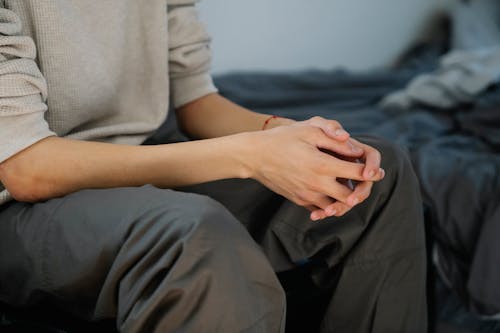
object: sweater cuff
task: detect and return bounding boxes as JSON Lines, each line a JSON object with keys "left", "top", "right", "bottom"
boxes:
{"left": 171, "top": 71, "right": 218, "bottom": 108}
{"left": 0, "top": 111, "right": 56, "bottom": 163}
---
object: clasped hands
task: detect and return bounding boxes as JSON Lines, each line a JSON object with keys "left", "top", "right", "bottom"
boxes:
{"left": 251, "top": 116, "right": 384, "bottom": 221}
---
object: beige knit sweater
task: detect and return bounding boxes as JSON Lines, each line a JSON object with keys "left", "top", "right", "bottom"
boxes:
{"left": 0, "top": 0, "right": 217, "bottom": 205}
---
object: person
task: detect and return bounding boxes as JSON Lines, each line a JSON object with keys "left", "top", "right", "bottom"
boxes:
{"left": 0, "top": 1, "right": 427, "bottom": 332}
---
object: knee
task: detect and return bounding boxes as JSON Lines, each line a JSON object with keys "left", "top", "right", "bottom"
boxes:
{"left": 356, "top": 137, "right": 425, "bottom": 247}
{"left": 160, "top": 190, "right": 249, "bottom": 246}
{"left": 122, "top": 185, "right": 283, "bottom": 288}
{"left": 116, "top": 188, "right": 286, "bottom": 332}
{"left": 364, "top": 136, "right": 411, "bottom": 172}
{"left": 359, "top": 136, "right": 418, "bottom": 190}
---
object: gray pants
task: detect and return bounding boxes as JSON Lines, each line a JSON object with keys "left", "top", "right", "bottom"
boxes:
{"left": 0, "top": 137, "right": 427, "bottom": 333}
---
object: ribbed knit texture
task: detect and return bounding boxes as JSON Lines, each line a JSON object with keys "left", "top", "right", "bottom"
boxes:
{"left": 0, "top": 0, "right": 217, "bottom": 205}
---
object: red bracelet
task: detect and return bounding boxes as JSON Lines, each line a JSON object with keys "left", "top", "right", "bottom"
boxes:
{"left": 262, "top": 115, "right": 281, "bottom": 130}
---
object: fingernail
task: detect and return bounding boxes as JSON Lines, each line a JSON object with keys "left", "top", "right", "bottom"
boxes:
{"left": 367, "top": 170, "right": 375, "bottom": 178}
{"left": 311, "top": 213, "right": 319, "bottom": 221}
{"left": 335, "top": 129, "right": 348, "bottom": 137}
{"left": 379, "top": 168, "right": 385, "bottom": 178}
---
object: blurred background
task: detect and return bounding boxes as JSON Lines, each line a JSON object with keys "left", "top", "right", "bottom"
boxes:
{"left": 199, "top": 0, "right": 453, "bottom": 73}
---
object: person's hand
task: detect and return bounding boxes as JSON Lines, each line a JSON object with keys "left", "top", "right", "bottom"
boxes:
{"left": 308, "top": 137, "right": 384, "bottom": 220}
{"left": 246, "top": 117, "right": 384, "bottom": 220}
{"left": 267, "top": 116, "right": 381, "bottom": 181}
{"left": 264, "top": 116, "right": 384, "bottom": 220}
{"left": 303, "top": 117, "right": 384, "bottom": 220}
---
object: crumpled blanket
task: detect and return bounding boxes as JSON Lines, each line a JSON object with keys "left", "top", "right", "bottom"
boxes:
{"left": 380, "top": 48, "right": 500, "bottom": 109}
{"left": 380, "top": 0, "right": 500, "bottom": 110}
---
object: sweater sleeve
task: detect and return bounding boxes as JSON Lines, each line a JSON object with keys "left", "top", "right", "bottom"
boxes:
{"left": 0, "top": 5, "right": 55, "bottom": 163}
{"left": 167, "top": 0, "right": 218, "bottom": 108}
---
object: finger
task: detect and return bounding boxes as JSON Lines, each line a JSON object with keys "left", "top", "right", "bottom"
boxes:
{"left": 310, "top": 209, "right": 328, "bottom": 221}
{"left": 312, "top": 194, "right": 336, "bottom": 210}
{"left": 301, "top": 192, "right": 335, "bottom": 211}
{"left": 317, "top": 137, "right": 364, "bottom": 158}
{"left": 316, "top": 154, "right": 370, "bottom": 182}
{"left": 307, "top": 116, "right": 350, "bottom": 142}
{"left": 346, "top": 181, "right": 373, "bottom": 207}
{"left": 324, "top": 201, "right": 353, "bottom": 217}
{"left": 305, "top": 205, "right": 329, "bottom": 221}
{"left": 303, "top": 189, "right": 347, "bottom": 221}
{"left": 347, "top": 138, "right": 366, "bottom": 157}
{"left": 313, "top": 178, "right": 354, "bottom": 205}
{"left": 324, "top": 182, "right": 374, "bottom": 217}
{"left": 318, "top": 153, "right": 384, "bottom": 182}
{"left": 350, "top": 138, "right": 384, "bottom": 180}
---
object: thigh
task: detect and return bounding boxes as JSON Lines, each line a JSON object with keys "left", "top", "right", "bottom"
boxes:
{"left": 0, "top": 185, "right": 233, "bottom": 313}
{"left": 0, "top": 185, "right": 286, "bottom": 332}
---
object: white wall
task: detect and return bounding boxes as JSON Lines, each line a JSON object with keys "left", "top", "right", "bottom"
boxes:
{"left": 198, "top": 0, "right": 451, "bottom": 74}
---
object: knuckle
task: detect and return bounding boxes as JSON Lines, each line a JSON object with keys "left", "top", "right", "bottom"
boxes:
{"left": 329, "top": 119, "right": 341, "bottom": 128}
{"left": 367, "top": 146, "right": 381, "bottom": 160}
{"left": 310, "top": 129, "right": 324, "bottom": 141}
{"left": 303, "top": 125, "right": 321, "bottom": 138}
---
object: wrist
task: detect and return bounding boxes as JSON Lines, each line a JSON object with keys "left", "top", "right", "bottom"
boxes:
{"left": 230, "top": 131, "right": 262, "bottom": 180}
{"left": 262, "top": 115, "right": 295, "bottom": 130}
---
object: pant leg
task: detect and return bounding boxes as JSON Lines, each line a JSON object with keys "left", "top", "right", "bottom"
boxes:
{"left": 0, "top": 185, "right": 286, "bottom": 333}
{"left": 185, "top": 136, "right": 427, "bottom": 333}
{"left": 316, "top": 137, "right": 427, "bottom": 333}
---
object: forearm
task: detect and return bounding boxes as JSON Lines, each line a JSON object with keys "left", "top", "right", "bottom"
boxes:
{"left": 0, "top": 117, "right": 384, "bottom": 222}
{"left": 0, "top": 135, "right": 252, "bottom": 202}
{"left": 176, "top": 93, "right": 295, "bottom": 139}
